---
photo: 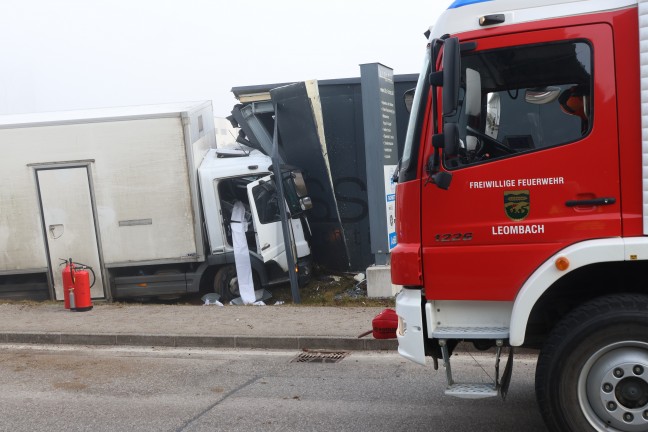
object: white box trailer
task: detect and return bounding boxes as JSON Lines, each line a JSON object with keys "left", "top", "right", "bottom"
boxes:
{"left": 0, "top": 101, "right": 312, "bottom": 301}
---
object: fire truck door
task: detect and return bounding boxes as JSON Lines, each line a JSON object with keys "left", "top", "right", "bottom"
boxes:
{"left": 421, "top": 24, "right": 620, "bottom": 301}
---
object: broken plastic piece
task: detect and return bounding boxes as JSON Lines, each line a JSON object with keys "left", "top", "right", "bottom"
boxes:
{"left": 201, "top": 293, "right": 221, "bottom": 304}
{"left": 230, "top": 289, "right": 272, "bottom": 305}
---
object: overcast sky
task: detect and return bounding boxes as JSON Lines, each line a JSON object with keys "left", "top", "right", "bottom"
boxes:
{"left": 0, "top": 0, "right": 453, "bottom": 118}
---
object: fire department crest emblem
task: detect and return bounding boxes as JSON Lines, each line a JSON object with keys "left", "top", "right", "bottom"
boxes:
{"left": 504, "top": 190, "right": 530, "bottom": 221}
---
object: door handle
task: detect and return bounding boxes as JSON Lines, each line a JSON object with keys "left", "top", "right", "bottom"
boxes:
{"left": 49, "top": 224, "right": 64, "bottom": 239}
{"left": 565, "top": 197, "right": 616, "bottom": 207}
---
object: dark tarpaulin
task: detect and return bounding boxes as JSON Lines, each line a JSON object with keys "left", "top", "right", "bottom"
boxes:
{"left": 231, "top": 74, "right": 417, "bottom": 272}
{"left": 270, "top": 82, "right": 351, "bottom": 271}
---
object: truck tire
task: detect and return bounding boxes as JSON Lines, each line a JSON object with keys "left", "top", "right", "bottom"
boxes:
{"left": 213, "top": 265, "right": 260, "bottom": 303}
{"left": 213, "top": 265, "right": 239, "bottom": 302}
{"left": 535, "top": 294, "right": 648, "bottom": 432}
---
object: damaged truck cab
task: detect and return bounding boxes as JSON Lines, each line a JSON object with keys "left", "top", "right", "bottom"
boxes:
{"left": 198, "top": 147, "right": 313, "bottom": 300}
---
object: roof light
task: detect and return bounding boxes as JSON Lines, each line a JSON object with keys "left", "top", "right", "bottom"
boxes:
{"left": 479, "top": 14, "right": 505, "bottom": 26}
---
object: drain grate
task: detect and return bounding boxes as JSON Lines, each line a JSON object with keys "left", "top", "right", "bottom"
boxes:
{"left": 291, "top": 350, "right": 349, "bottom": 364}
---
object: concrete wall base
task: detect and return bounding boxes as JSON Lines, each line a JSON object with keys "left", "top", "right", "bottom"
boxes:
{"left": 366, "top": 265, "right": 401, "bottom": 298}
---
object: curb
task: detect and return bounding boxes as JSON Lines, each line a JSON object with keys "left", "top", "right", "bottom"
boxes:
{"left": 0, "top": 332, "right": 397, "bottom": 351}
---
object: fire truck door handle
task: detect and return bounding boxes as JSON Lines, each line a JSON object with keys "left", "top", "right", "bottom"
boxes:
{"left": 565, "top": 197, "right": 616, "bottom": 207}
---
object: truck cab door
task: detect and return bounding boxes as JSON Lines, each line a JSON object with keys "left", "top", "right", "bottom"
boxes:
{"left": 246, "top": 175, "right": 289, "bottom": 265}
{"left": 421, "top": 24, "right": 621, "bottom": 301}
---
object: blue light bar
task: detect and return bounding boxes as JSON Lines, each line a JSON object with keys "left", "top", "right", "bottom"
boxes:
{"left": 448, "top": 0, "right": 493, "bottom": 9}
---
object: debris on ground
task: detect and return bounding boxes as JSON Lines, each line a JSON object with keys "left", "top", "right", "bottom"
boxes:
{"left": 333, "top": 278, "right": 367, "bottom": 301}
{"left": 271, "top": 271, "right": 393, "bottom": 307}
{"left": 201, "top": 293, "right": 223, "bottom": 306}
{"left": 59, "top": 270, "right": 396, "bottom": 308}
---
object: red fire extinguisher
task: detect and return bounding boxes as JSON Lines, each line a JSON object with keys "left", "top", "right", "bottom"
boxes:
{"left": 62, "top": 258, "right": 94, "bottom": 312}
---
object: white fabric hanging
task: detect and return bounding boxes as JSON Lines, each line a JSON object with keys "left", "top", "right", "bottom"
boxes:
{"left": 231, "top": 201, "right": 256, "bottom": 305}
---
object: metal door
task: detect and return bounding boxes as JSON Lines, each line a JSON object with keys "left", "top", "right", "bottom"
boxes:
{"left": 246, "top": 175, "right": 289, "bottom": 264}
{"left": 37, "top": 167, "right": 104, "bottom": 300}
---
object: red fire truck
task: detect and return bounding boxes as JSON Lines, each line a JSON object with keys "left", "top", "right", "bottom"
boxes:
{"left": 392, "top": 0, "right": 648, "bottom": 430}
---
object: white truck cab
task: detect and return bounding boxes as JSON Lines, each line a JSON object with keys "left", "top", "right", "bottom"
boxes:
{"left": 198, "top": 148, "right": 312, "bottom": 300}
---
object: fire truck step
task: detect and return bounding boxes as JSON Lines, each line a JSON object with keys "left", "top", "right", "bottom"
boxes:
{"left": 439, "top": 339, "right": 514, "bottom": 401}
{"left": 432, "top": 326, "right": 509, "bottom": 339}
{"left": 445, "top": 383, "right": 498, "bottom": 399}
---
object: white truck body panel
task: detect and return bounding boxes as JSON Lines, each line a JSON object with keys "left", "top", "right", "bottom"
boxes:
{"left": 0, "top": 101, "right": 215, "bottom": 297}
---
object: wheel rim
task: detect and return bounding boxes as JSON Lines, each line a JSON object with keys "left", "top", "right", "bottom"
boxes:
{"left": 579, "top": 341, "right": 648, "bottom": 431}
{"left": 226, "top": 276, "right": 240, "bottom": 297}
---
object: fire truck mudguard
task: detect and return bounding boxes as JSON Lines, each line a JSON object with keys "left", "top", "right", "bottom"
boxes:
{"left": 509, "top": 238, "right": 625, "bottom": 346}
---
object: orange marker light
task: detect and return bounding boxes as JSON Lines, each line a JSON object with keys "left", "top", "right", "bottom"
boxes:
{"left": 555, "top": 257, "right": 570, "bottom": 271}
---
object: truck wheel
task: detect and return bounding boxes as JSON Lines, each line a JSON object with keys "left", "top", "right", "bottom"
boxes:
{"left": 535, "top": 294, "right": 648, "bottom": 432}
{"left": 213, "top": 265, "right": 239, "bottom": 302}
{"left": 213, "top": 265, "right": 260, "bottom": 303}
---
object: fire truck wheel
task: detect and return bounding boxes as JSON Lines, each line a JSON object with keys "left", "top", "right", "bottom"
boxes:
{"left": 535, "top": 294, "right": 648, "bottom": 432}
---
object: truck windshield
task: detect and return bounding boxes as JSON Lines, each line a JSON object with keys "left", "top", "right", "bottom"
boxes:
{"left": 445, "top": 40, "right": 592, "bottom": 168}
{"left": 251, "top": 174, "right": 304, "bottom": 224}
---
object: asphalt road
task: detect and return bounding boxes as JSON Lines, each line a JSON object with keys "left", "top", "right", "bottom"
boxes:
{"left": 0, "top": 344, "right": 547, "bottom": 431}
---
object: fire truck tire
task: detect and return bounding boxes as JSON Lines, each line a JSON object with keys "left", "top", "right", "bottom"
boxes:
{"left": 535, "top": 294, "right": 648, "bottom": 432}
{"left": 213, "top": 265, "right": 260, "bottom": 303}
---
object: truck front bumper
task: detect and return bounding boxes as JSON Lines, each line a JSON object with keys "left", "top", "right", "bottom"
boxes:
{"left": 395, "top": 288, "right": 426, "bottom": 365}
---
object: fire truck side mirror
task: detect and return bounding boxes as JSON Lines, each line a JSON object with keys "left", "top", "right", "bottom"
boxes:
{"left": 443, "top": 122, "right": 460, "bottom": 157}
{"left": 426, "top": 124, "right": 457, "bottom": 190}
{"left": 433, "top": 171, "right": 453, "bottom": 190}
{"left": 442, "top": 37, "right": 460, "bottom": 117}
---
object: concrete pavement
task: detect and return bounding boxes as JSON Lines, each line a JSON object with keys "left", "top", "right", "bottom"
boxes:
{"left": 0, "top": 302, "right": 397, "bottom": 351}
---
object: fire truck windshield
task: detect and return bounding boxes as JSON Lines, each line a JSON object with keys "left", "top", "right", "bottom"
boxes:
{"left": 399, "top": 54, "right": 431, "bottom": 183}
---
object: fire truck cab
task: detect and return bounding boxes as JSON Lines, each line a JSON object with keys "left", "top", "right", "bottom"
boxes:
{"left": 393, "top": 1, "right": 648, "bottom": 430}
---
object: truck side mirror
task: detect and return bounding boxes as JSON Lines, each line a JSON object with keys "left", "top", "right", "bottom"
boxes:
{"left": 404, "top": 88, "right": 415, "bottom": 113}
{"left": 442, "top": 37, "right": 460, "bottom": 117}
{"left": 300, "top": 196, "right": 313, "bottom": 211}
{"left": 291, "top": 171, "right": 308, "bottom": 198}
{"left": 425, "top": 123, "right": 457, "bottom": 190}
{"left": 443, "top": 122, "right": 460, "bottom": 157}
